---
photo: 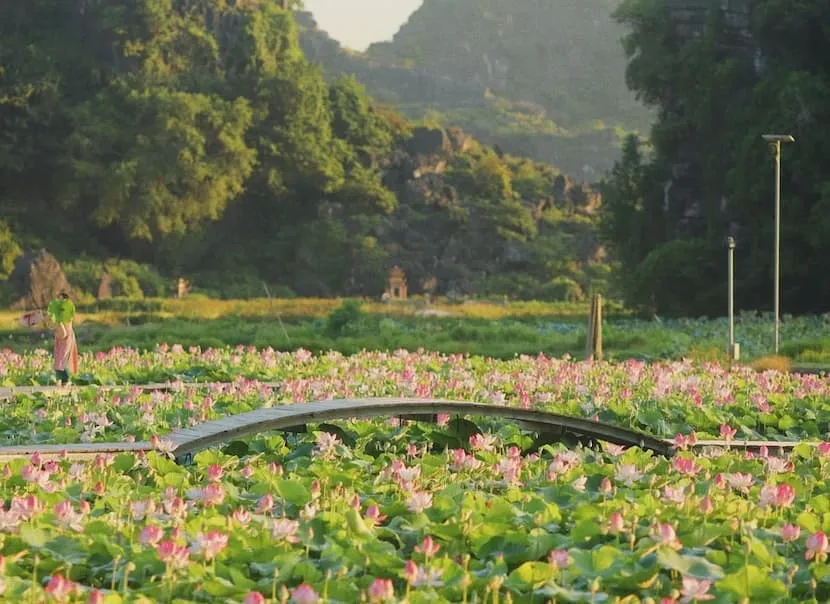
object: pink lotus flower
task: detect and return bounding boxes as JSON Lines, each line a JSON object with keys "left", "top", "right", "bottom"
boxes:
{"left": 599, "top": 477, "right": 613, "bottom": 494}
{"left": 607, "top": 512, "right": 625, "bottom": 534}
{"left": 672, "top": 457, "right": 699, "bottom": 476}
{"left": 189, "top": 530, "right": 229, "bottom": 561}
{"left": 818, "top": 442, "right": 830, "bottom": 456}
{"left": 130, "top": 499, "right": 156, "bottom": 521}
{"left": 233, "top": 508, "right": 251, "bottom": 526}
{"left": 805, "top": 531, "right": 829, "bottom": 561}
{"left": 243, "top": 592, "right": 266, "bottom": 604}
{"left": 451, "top": 449, "right": 482, "bottom": 471}
{"left": 87, "top": 589, "right": 105, "bottom": 604}
{"left": 663, "top": 486, "right": 686, "bottom": 505}
{"left": 415, "top": 535, "right": 441, "bottom": 557}
{"left": 206, "top": 464, "right": 224, "bottom": 482}
{"left": 11, "top": 494, "right": 42, "bottom": 520}
{"left": 724, "top": 472, "right": 753, "bottom": 492}
{"left": 365, "top": 505, "right": 387, "bottom": 526}
{"left": 765, "top": 456, "right": 793, "bottom": 474}
{"left": 156, "top": 540, "right": 190, "bottom": 569}
{"left": 699, "top": 495, "right": 714, "bottom": 515}
{"left": 548, "top": 549, "right": 569, "bottom": 569}
{"left": 403, "top": 560, "right": 444, "bottom": 588}
{"left": 240, "top": 465, "right": 255, "bottom": 479}
{"left": 195, "top": 484, "right": 225, "bottom": 507}
{"left": 314, "top": 432, "right": 340, "bottom": 459}
{"left": 614, "top": 464, "right": 643, "bottom": 486}
{"left": 672, "top": 432, "right": 696, "bottom": 449}
{"left": 140, "top": 525, "right": 164, "bottom": 546}
{"left": 781, "top": 523, "right": 801, "bottom": 542}
{"left": 719, "top": 424, "right": 737, "bottom": 441}
{"left": 270, "top": 518, "right": 300, "bottom": 543}
{"left": 150, "top": 435, "right": 177, "bottom": 456}
{"left": 45, "top": 574, "right": 78, "bottom": 601}
{"left": 469, "top": 433, "right": 497, "bottom": 451}
{"left": 406, "top": 491, "right": 433, "bottom": 513}
{"left": 367, "top": 578, "right": 395, "bottom": 602}
{"left": 679, "top": 577, "right": 714, "bottom": 602}
{"left": 759, "top": 483, "right": 796, "bottom": 508}
{"left": 651, "top": 523, "right": 682, "bottom": 550}
{"left": 290, "top": 583, "right": 319, "bottom": 604}
{"left": 256, "top": 494, "right": 274, "bottom": 513}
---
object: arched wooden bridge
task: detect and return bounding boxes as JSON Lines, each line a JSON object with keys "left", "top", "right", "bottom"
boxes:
{"left": 0, "top": 394, "right": 808, "bottom": 463}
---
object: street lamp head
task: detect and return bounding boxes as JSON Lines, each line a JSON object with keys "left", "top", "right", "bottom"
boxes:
{"left": 727, "top": 236, "right": 736, "bottom": 249}
{"left": 762, "top": 134, "right": 795, "bottom": 143}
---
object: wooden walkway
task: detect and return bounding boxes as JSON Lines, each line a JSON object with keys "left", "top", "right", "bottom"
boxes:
{"left": 0, "top": 395, "right": 813, "bottom": 463}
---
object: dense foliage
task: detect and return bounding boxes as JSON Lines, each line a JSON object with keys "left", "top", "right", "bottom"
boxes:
{"left": 0, "top": 0, "right": 608, "bottom": 301}
{"left": 601, "top": 0, "right": 830, "bottom": 317}
{"left": 0, "top": 352, "right": 829, "bottom": 601}
{"left": 299, "top": 0, "right": 653, "bottom": 177}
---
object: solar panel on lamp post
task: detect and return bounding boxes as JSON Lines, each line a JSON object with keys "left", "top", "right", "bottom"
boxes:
{"left": 761, "top": 134, "right": 794, "bottom": 354}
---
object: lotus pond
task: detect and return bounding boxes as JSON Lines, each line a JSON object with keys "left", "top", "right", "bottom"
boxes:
{"left": 1, "top": 347, "right": 830, "bottom": 445}
{"left": 0, "top": 347, "right": 829, "bottom": 602}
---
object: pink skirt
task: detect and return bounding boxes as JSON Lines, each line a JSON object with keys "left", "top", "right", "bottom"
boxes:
{"left": 54, "top": 327, "right": 79, "bottom": 374}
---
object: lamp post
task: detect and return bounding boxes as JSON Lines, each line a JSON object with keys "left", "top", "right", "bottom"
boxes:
{"left": 761, "top": 134, "right": 795, "bottom": 354}
{"left": 727, "top": 237, "right": 736, "bottom": 361}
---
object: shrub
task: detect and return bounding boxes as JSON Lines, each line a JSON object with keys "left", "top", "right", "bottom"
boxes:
{"left": 750, "top": 355, "right": 792, "bottom": 373}
{"left": 324, "top": 299, "right": 367, "bottom": 337}
{"left": 686, "top": 345, "right": 730, "bottom": 365}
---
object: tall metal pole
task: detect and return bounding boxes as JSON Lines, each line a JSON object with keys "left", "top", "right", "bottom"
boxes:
{"left": 773, "top": 140, "right": 781, "bottom": 354}
{"left": 728, "top": 237, "right": 735, "bottom": 358}
{"left": 762, "top": 133, "right": 793, "bottom": 354}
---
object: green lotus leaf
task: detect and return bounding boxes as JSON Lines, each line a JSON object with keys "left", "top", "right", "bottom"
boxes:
{"left": 656, "top": 549, "right": 725, "bottom": 580}
{"left": 717, "top": 565, "right": 787, "bottom": 600}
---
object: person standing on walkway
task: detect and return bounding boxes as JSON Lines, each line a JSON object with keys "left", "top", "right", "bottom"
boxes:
{"left": 48, "top": 292, "right": 78, "bottom": 384}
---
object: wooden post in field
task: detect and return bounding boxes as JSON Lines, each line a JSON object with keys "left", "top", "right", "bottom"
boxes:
{"left": 586, "top": 293, "right": 603, "bottom": 361}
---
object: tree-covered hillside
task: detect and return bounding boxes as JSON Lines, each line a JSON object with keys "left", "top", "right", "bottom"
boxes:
{"left": 0, "top": 0, "right": 608, "bottom": 301}
{"left": 298, "top": 0, "right": 653, "bottom": 179}
{"left": 601, "top": 0, "right": 830, "bottom": 317}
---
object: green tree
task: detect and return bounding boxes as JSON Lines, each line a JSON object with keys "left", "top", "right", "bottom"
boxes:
{"left": 68, "top": 88, "right": 255, "bottom": 241}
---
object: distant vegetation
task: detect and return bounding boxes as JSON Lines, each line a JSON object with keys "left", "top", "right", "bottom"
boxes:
{"left": 298, "top": 0, "right": 653, "bottom": 178}
{"left": 2, "top": 297, "right": 829, "bottom": 368}
{"left": 601, "top": 0, "right": 830, "bottom": 317}
{"left": 0, "top": 0, "right": 611, "bottom": 303}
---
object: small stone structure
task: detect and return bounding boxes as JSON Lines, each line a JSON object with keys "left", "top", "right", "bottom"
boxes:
{"left": 8, "top": 249, "right": 74, "bottom": 310}
{"left": 384, "top": 266, "right": 408, "bottom": 300}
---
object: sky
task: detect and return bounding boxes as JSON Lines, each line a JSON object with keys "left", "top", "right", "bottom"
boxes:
{"left": 304, "top": 0, "right": 423, "bottom": 51}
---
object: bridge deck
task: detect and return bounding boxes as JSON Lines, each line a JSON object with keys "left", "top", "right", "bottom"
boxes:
{"left": 0, "top": 396, "right": 812, "bottom": 463}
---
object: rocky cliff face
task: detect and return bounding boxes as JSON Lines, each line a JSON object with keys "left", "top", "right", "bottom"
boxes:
{"left": 297, "top": 1, "right": 654, "bottom": 180}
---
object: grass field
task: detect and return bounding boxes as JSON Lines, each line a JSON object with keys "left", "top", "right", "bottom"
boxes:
{"left": 2, "top": 297, "right": 830, "bottom": 369}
